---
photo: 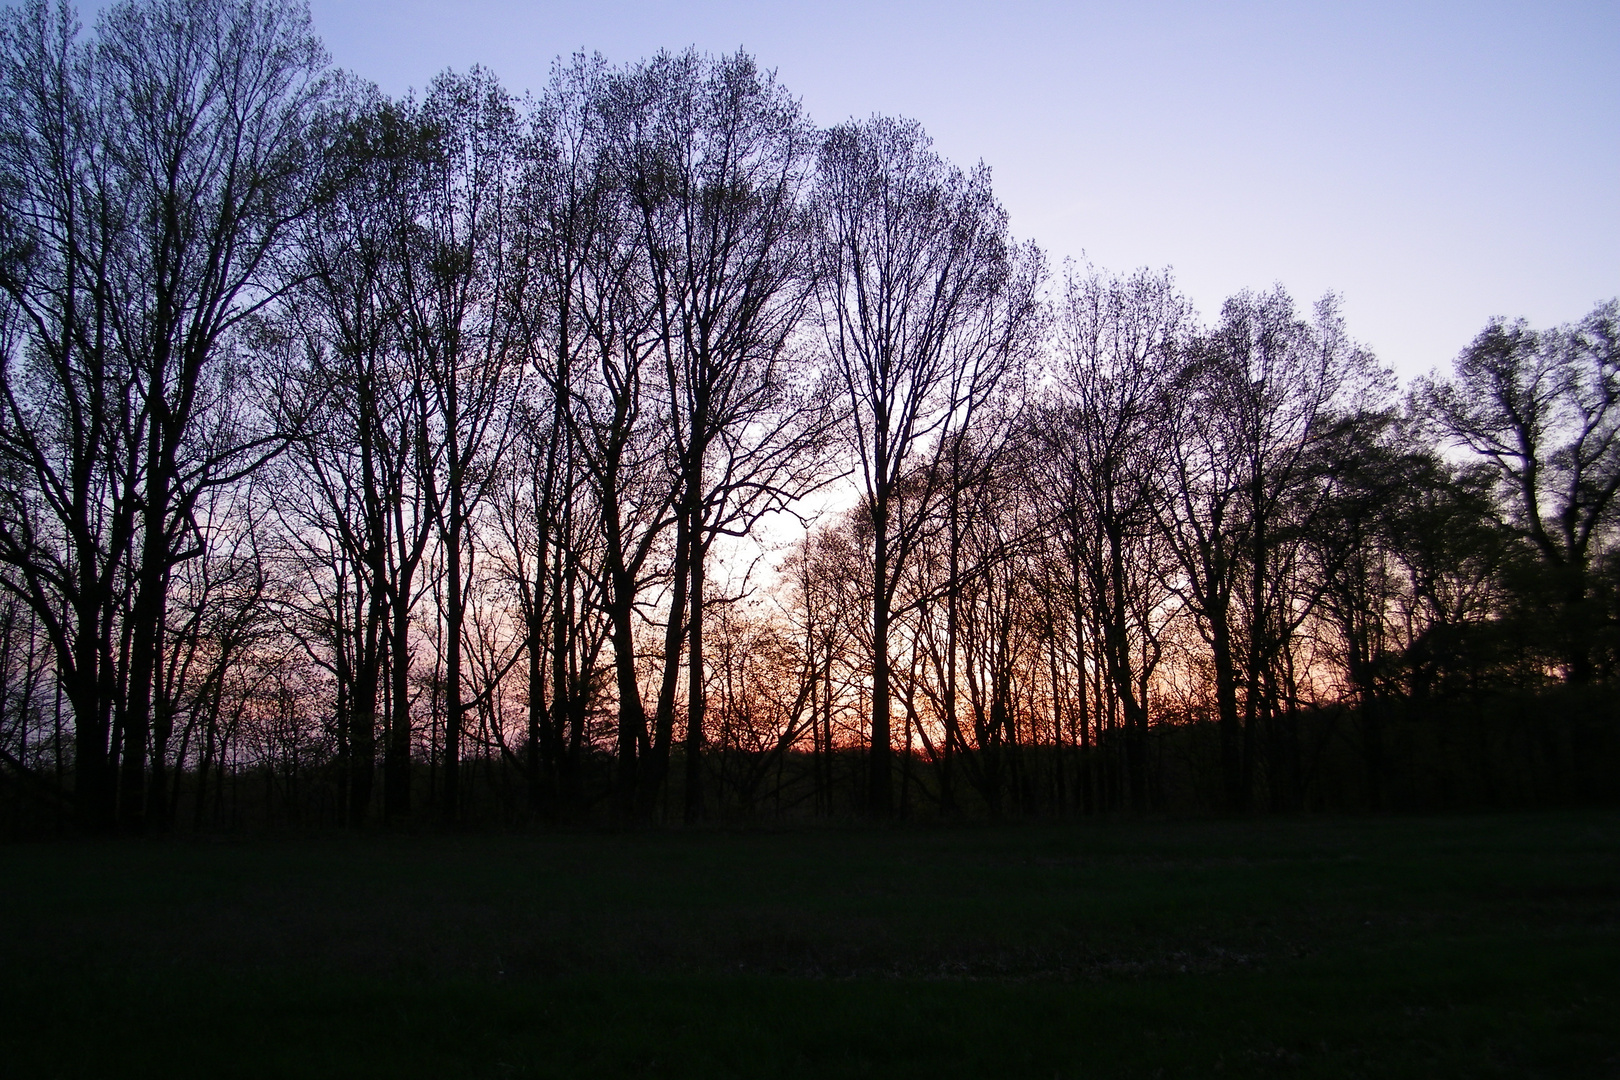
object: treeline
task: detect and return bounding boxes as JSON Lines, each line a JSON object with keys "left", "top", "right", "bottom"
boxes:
{"left": 0, "top": 0, "right": 1615, "bottom": 833}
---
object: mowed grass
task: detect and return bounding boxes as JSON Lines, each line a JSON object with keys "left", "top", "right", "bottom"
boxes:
{"left": 1, "top": 812, "right": 1616, "bottom": 1078}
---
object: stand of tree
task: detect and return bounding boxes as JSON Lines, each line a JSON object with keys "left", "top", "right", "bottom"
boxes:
{"left": 0, "top": 0, "right": 1616, "bottom": 834}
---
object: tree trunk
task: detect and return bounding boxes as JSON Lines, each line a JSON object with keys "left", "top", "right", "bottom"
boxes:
{"left": 643, "top": 514, "right": 688, "bottom": 819}
{"left": 1210, "top": 607, "right": 1245, "bottom": 812}
{"left": 684, "top": 532, "right": 705, "bottom": 823}
{"left": 442, "top": 370, "right": 464, "bottom": 824}
{"left": 868, "top": 490, "right": 892, "bottom": 818}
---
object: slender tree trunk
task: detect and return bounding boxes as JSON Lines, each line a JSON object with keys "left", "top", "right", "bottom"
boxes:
{"left": 603, "top": 479, "right": 644, "bottom": 821}
{"left": 348, "top": 623, "right": 380, "bottom": 826}
{"left": 384, "top": 595, "right": 413, "bottom": 818}
{"left": 942, "top": 477, "right": 961, "bottom": 815}
{"left": 120, "top": 443, "right": 172, "bottom": 831}
{"left": 684, "top": 530, "right": 705, "bottom": 823}
{"left": 1070, "top": 538, "right": 1093, "bottom": 816}
{"left": 525, "top": 562, "right": 546, "bottom": 814}
{"left": 194, "top": 684, "right": 220, "bottom": 832}
{"left": 442, "top": 369, "right": 464, "bottom": 823}
{"left": 549, "top": 505, "right": 576, "bottom": 814}
{"left": 1048, "top": 613, "right": 1067, "bottom": 814}
{"left": 1104, "top": 526, "right": 1148, "bottom": 811}
{"left": 868, "top": 489, "right": 892, "bottom": 817}
{"left": 821, "top": 640, "right": 835, "bottom": 817}
{"left": 353, "top": 379, "right": 388, "bottom": 826}
{"left": 1210, "top": 610, "right": 1245, "bottom": 812}
{"left": 643, "top": 514, "right": 688, "bottom": 819}
{"left": 681, "top": 387, "right": 712, "bottom": 824}
{"left": 145, "top": 598, "right": 179, "bottom": 832}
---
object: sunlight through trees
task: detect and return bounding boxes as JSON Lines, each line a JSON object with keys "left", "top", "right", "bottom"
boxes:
{"left": 0, "top": 0, "right": 1615, "bottom": 831}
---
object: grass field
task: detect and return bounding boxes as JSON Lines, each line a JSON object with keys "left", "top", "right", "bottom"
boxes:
{"left": 1, "top": 812, "right": 1616, "bottom": 1078}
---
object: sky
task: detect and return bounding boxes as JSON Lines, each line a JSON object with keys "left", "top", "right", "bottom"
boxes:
{"left": 297, "top": 0, "right": 1620, "bottom": 384}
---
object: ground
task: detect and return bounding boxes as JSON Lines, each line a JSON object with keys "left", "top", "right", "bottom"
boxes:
{"left": 1, "top": 811, "right": 1616, "bottom": 1077}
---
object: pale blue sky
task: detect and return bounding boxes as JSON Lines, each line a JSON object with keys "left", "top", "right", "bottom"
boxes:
{"left": 311, "top": 2, "right": 1615, "bottom": 379}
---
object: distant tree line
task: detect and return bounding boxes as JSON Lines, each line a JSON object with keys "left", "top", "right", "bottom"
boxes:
{"left": 0, "top": 0, "right": 1615, "bottom": 832}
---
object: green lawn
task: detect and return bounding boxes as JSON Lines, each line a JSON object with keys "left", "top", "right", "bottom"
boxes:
{"left": 2, "top": 813, "right": 1616, "bottom": 1077}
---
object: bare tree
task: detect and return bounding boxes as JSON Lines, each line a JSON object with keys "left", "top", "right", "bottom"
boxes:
{"left": 1159, "top": 289, "right": 1377, "bottom": 810}
{"left": 0, "top": 0, "right": 328, "bottom": 830}
{"left": 1035, "top": 264, "right": 1190, "bottom": 809}
{"left": 0, "top": 0, "right": 135, "bottom": 830}
{"left": 498, "top": 55, "right": 618, "bottom": 817}
{"left": 392, "top": 68, "right": 528, "bottom": 819}
{"left": 615, "top": 49, "right": 828, "bottom": 819}
{"left": 812, "top": 115, "right": 1041, "bottom": 816}
{"left": 522, "top": 56, "right": 679, "bottom": 820}
{"left": 277, "top": 84, "right": 441, "bottom": 824}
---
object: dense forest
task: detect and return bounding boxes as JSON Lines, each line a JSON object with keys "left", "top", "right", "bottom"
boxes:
{"left": 0, "top": 0, "right": 1615, "bottom": 834}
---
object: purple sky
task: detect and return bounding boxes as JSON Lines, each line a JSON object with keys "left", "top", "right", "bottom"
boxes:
{"left": 307, "top": 0, "right": 1617, "bottom": 381}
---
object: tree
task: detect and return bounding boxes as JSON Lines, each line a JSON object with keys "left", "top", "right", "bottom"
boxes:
{"left": 530, "top": 56, "right": 679, "bottom": 821}
{"left": 1035, "top": 264, "right": 1191, "bottom": 809}
{"left": 278, "top": 85, "right": 435, "bottom": 825}
{"left": 1301, "top": 406, "right": 1516, "bottom": 805}
{"left": 813, "top": 115, "right": 1042, "bottom": 816}
{"left": 1158, "top": 289, "right": 1377, "bottom": 810}
{"left": 0, "top": 0, "right": 134, "bottom": 830}
{"left": 392, "top": 68, "right": 527, "bottom": 820}
{"left": 617, "top": 49, "right": 828, "bottom": 820}
{"left": 0, "top": 0, "right": 328, "bottom": 830}
{"left": 497, "top": 54, "right": 617, "bottom": 818}
{"left": 1418, "top": 300, "right": 1620, "bottom": 683}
